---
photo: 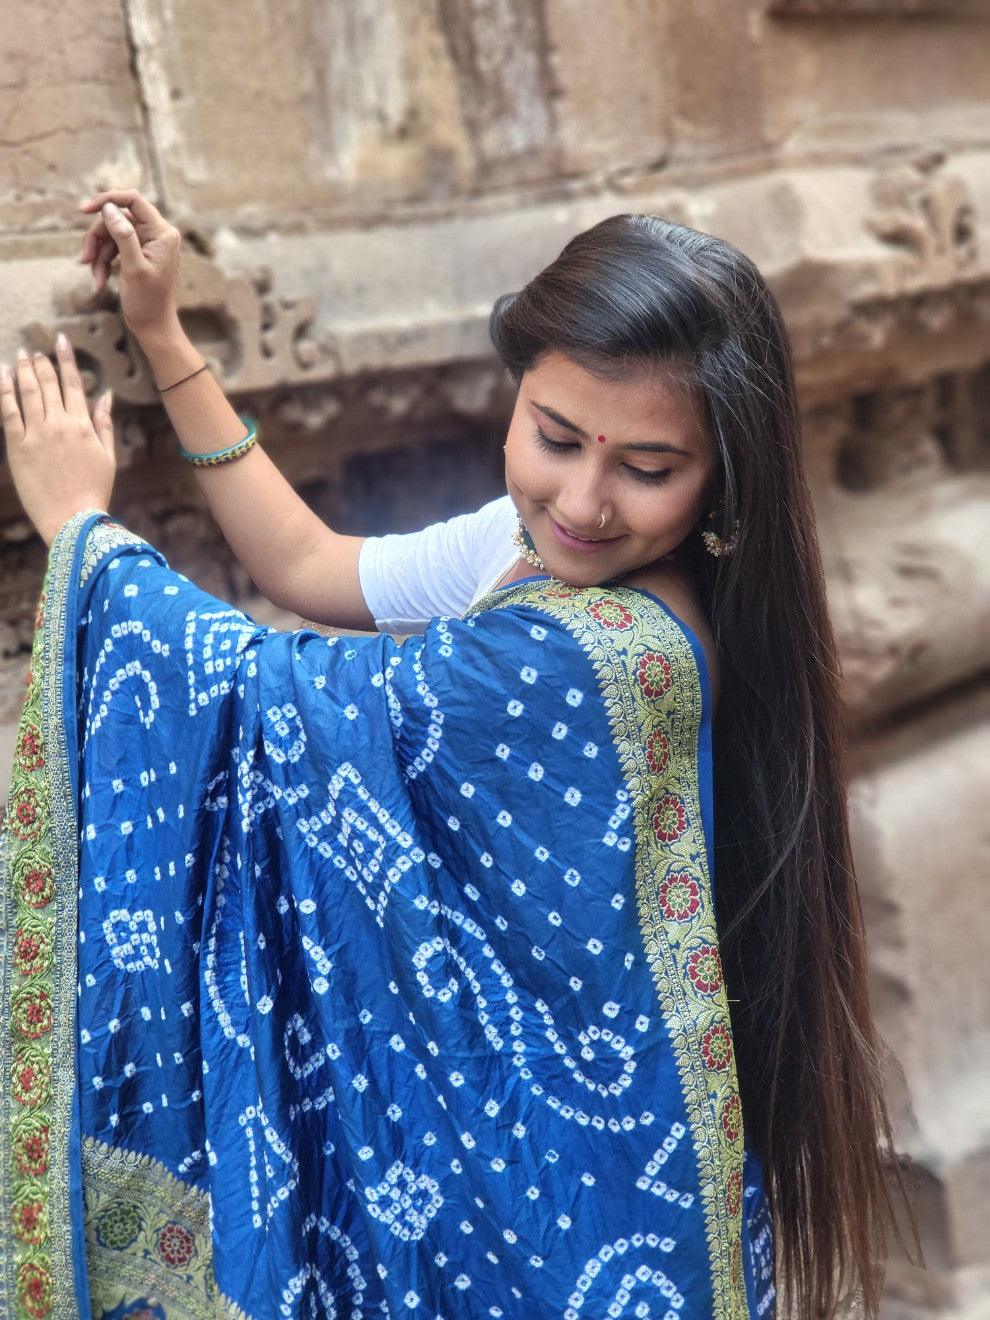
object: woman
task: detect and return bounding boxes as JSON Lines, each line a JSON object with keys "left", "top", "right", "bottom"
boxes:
{"left": 0, "top": 198, "right": 910, "bottom": 1318}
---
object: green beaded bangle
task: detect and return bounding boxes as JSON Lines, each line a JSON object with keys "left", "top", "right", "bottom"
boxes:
{"left": 178, "top": 415, "right": 258, "bottom": 467}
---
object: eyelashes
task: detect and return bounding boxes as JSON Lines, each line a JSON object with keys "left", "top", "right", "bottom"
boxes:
{"left": 531, "top": 427, "right": 672, "bottom": 485}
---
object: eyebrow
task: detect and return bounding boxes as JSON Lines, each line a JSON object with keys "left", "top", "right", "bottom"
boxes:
{"left": 531, "top": 402, "right": 693, "bottom": 458}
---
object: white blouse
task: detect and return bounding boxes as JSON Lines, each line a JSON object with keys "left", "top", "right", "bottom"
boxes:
{"left": 357, "top": 493, "right": 521, "bottom": 634}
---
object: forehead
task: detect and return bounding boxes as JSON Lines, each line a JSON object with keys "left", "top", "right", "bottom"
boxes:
{"left": 525, "top": 351, "right": 704, "bottom": 444}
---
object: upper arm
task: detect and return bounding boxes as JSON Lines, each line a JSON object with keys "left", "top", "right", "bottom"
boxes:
{"left": 274, "top": 528, "right": 378, "bottom": 632}
{"left": 271, "top": 496, "right": 513, "bottom": 634}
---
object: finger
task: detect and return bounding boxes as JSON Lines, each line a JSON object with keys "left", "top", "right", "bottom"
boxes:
{"left": 55, "top": 334, "right": 90, "bottom": 420}
{"left": 94, "top": 237, "right": 117, "bottom": 293}
{"left": 79, "top": 207, "right": 136, "bottom": 264}
{"left": 92, "top": 391, "right": 115, "bottom": 453}
{"left": 100, "top": 202, "right": 146, "bottom": 275}
{"left": 0, "top": 363, "right": 25, "bottom": 444}
{"left": 14, "top": 351, "right": 44, "bottom": 428}
{"left": 32, "top": 353, "right": 64, "bottom": 419}
{"left": 78, "top": 190, "right": 168, "bottom": 230}
{"left": 79, "top": 214, "right": 109, "bottom": 264}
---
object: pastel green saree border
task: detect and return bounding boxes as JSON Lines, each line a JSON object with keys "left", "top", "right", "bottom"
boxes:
{"left": 0, "top": 508, "right": 99, "bottom": 1319}
{"left": 83, "top": 1138, "right": 249, "bottom": 1319}
{"left": 466, "top": 579, "right": 748, "bottom": 1319}
{"left": 0, "top": 511, "right": 247, "bottom": 1320}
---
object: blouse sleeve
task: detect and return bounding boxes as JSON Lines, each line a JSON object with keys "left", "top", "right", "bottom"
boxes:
{"left": 357, "top": 494, "right": 517, "bottom": 634}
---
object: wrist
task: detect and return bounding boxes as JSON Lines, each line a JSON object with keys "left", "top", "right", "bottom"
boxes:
{"left": 131, "top": 311, "right": 184, "bottom": 352}
{"left": 135, "top": 319, "right": 203, "bottom": 387}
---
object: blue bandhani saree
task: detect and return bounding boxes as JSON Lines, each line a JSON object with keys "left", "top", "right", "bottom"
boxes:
{"left": 1, "top": 509, "right": 775, "bottom": 1319}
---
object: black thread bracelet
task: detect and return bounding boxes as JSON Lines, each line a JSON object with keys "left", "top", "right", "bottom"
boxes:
{"left": 159, "top": 363, "right": 209, "bottom": 393}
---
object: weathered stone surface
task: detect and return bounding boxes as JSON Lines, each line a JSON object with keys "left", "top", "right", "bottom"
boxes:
{"left": 850, "top": 688, "right": 990, "bottom": 1313}
{"left": 2, "top": 150, "right": 988, "bottom": 409}
{"left": 0, "top": 2, "right": 149, "bottom": 231}
{"left": 817, "top": 475, "right": 990, "bottom": 728}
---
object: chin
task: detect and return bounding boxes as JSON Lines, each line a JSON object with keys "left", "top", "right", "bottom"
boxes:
{"left": 538, "top": 554, "right": 603, "bottom": 587}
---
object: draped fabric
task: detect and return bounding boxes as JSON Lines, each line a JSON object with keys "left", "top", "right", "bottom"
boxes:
{"left": 0, "top": 510, "right": 775, "bottom": 1320}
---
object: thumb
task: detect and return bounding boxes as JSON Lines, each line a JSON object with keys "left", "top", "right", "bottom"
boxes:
{"left": 93, "top": 391, "right": 115, "bottom": 451}
{"left": 101, "top": 203, "right": 145, "bottom": 275}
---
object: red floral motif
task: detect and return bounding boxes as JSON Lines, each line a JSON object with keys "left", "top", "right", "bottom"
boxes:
{"left": 12, "top": 986, "right": 54, "bottom": 1041}
{"left": 645, "top": 728, "right": 671, "bottom": 776}
{"left": 657, "top": 872, "right": 701, "bottom": 922}
{"left": 16, "top": 1259, "right": 52, "bottom": 1319}
{"left": 12, "top": 1195, "right": 48, "bottom": 1247}
{"left": 12, "top": 1121, "right": 50, "bottom": 1178}
{"left": 731, "top": 1233, "right": 743, "bottom": 1289}
{"left": 687, "top": 945, "right": 723, "bottom": 996}
{"left": 24, "top": 665, "right": 34, "bottom": 689}
{"left": 9, "top": 785, "right": 45, "bottom": 843}
{"left": 700, "top": 1023, "right": 733, "bottom": 1073}
{"left": 652, "top": 794, "right": 687, "bottom": 843}
{"left": 721, "top": 1092, "right": 743, "bottom": 1144}
{"left": 13, "top": 927, "right": 53, "bottom": 978}
{"left": 14, "top": 860, "right": 55, "bottom": 911}
{"left": 158, "top": 1220, "right": 196, "bottom": 1268}
{"left": 726, "top": 1168, "right": 743, "bottom": 1218}
{"left": 33, "top": 594, "right": 46, "bottom": 633}
{"left": 636, "top": 650, "right": 673, "bottom": 699}
{"left": 13, "top": 1051, "right": 51, "bottom": 1108}
{"left": 588, "top": 598, "right": 633, "bottom": 631}
{"left": 15, "top": 723, "right": 45, "bottom": 773}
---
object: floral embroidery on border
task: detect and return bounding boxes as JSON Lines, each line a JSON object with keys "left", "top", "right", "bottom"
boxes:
{"left": 466, "top": 578, "right": 747, "bottom": 1319}
{"left": 1, "top": 510, "right": 251, "bottom": 1320}
{"left": 1, "top": 556, "right": 57, "bottom": 1319}
{"left": 0, "top": 511, "right": 151, "bottom": 1320}
{"left": 83, "top": 1138, "right": 247, "bottom": 1318}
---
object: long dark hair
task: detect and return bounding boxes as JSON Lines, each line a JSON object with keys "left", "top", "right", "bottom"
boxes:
{"left": 488, "top": 214, "right": 918, "bottom": 1317}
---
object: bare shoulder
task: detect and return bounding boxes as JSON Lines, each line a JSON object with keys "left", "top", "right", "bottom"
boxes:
{"left": 616, "top": 562, "right": 721, "bottom": 711}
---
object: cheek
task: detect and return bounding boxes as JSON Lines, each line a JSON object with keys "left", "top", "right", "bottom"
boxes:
{"left": 623, "top": 482, "right": 704, "bottom": 538}
{"left": 505, "top": 437, "right": 556, "bottom": 497}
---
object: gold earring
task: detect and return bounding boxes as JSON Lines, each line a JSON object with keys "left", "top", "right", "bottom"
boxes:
{"left": 700, "top": 500, "right": 739, "bottom": 557}
{"left": 511, "top": 517, "right": 545, "bottom": 570}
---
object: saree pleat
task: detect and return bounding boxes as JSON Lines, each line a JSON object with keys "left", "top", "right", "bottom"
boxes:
{"left": 1, "top": 510, "right": 775, "bottom": 1319}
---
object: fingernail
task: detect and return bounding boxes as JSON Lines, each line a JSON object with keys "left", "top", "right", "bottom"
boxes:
{"left": 16, "top": 348, "right": 28, "bottom": 362}
{"left": 56, "top": 333, "right": 69, "bottom": 352}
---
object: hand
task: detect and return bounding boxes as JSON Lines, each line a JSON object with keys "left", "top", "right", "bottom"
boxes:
{"left": 1, "top": 339, "right": 115, "bottom": 547}
{"left": 77, "top": 189, "right": 183, "bottom": 339}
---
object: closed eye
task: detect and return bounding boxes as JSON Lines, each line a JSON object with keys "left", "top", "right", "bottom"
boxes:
{"left": 532, "top": 427, "right": 672, "bottom": 485}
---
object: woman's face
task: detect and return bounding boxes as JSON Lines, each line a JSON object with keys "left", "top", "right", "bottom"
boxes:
{"left": 504, "top": 351, "right": 715, "bottom": 586}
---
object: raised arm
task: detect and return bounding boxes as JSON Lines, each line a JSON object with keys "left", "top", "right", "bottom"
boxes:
{"left": 137, "top": 320, "right": 374, "bottom": 628}
{"left": 77, "top": 189, "right": 376, "bottom": 630}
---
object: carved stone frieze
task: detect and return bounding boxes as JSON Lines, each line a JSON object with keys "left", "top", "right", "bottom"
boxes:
{"left": 769, "top": 0, "right": 989, "bottom": 14}
{"left": 15, "top": 248, "right": 332, "bottom": 407}
{"left": 866, "top": 157, "right": 978, "bottom": 273}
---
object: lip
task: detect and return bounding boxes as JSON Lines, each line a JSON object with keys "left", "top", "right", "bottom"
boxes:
{"left": 547, "top": 512, "right": 625, "bottom": 553}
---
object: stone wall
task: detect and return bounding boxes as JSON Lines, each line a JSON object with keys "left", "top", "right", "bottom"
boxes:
{"left": 1, "top": 2, "right": 988, "bottom": 1313}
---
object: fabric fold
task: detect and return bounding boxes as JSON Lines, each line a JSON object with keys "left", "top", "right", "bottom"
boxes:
{"left": 1, "top": 510, "right": 773, "bottom": 1319}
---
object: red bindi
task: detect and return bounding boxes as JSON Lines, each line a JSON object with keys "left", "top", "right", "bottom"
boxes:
{"left": 597, "top": 434, "right": 607, "bottom": 444}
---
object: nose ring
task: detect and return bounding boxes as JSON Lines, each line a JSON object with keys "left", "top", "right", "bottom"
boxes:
{"left": 598, "top": 512, "right": 606, "bottom": 529}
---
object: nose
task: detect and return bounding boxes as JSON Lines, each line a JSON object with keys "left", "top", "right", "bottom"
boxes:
{"left": 553, "top": 467, "right": 610, "bottom": 537}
